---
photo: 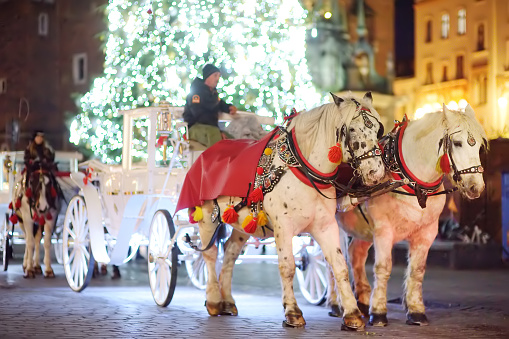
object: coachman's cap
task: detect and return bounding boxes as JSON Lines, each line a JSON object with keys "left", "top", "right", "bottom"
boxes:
{"left": 202, "top": 64, "right": 220, "bottom": 80}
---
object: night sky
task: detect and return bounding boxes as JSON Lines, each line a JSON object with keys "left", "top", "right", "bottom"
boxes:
{"left": 395, "top": 0, "right": 415, "bottom": 76}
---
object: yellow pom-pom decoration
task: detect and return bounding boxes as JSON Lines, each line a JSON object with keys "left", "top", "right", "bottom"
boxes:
{"left": 264, "top": 148, "right": 273, "bottom": 156}
{"left": 192, "top": 206, "right": 203, "bottom": 222}
{"left": 257, "top": 210, "right": 268, "bottom": 226}
{"left": 241, "top": 213, "right": 253, "bottom": 229}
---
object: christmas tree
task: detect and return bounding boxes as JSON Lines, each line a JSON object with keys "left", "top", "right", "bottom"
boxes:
{"left": 69, "top": 0, "right": 325, "bottom": 163}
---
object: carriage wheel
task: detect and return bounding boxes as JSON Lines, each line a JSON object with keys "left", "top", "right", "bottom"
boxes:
{"left": 2, "top": 213, "right": 11, "bottom": 272}
{"left": 148, "top": 210, "right": 178, "bottom": 307}
{"left": 295, "top": 237, "right": 328, "bottom": 305}
{"left": 62, "top": 195, "right": 95, "bottom": 292}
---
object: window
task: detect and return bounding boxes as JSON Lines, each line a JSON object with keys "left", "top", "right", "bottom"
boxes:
{"left": 38, "top": 13, "right": 48, "bottom": 36}
{"left": 425, "top": 20, "right": 432, "bottom": 43}
{"left": 442, "top": 66, "right": 448, "bottom": 82}
{"left": 425, "top": 63, "right": 434, "bottom": 84}
{"left": 441, "top": 14, "right": 450, "bottom": 39}
{"left": 477, "top": 24, "right": 485, "bottom": 50}
{"left": 456, "top": 55, "right": 464, "bottom": 79}
{"left": 458, "top": 9, "right": 466, "bottom": 35}
{"left": 0, "top": 78, "right": 6, "bottom": 94}
{"left": 72, "top": 53, "right": 87, "bottom": 85}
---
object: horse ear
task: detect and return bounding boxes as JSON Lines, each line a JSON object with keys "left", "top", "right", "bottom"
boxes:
{"left": 443, "top": 103, "right": 454, "bottom": 123}
{"left": 330, "top": 92, "right": 344, "bottom": 106}
{"left": 363, "top": 91, "right": 373, "bottom": 104}
{"left": 464, "top": 103, "right": 476, "bottom": 118}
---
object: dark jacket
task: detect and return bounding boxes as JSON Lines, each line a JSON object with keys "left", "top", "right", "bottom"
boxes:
{"left": 24, "top": 142, "right": 55, "bottom": 171}
{"left": 183, "top": 78, "right": 231, "bottom": 128}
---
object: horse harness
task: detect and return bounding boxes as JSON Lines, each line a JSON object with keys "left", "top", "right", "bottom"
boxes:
{"left": 380, "top": 118, "right": 484, "bottom": 208}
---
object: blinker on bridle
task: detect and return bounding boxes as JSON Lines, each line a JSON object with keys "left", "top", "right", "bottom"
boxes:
{"left": 438, "top": 131, "right": 484, "bottom": 183}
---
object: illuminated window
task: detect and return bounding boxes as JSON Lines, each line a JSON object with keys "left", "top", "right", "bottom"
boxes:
{"left": 425, "top": 20, "right": 432, "bottom": 43}
{"left": 442, "top": 66, "right": 448, "bottom": 82}
{"left": 425, "top": 63, "right": 433, "bottom": 84}
{"left": 441, "top": 14, "right": 450, "bottom": 39}
{"left": 458, "top": 9, "right": 466, "bottom": 35}
{"left": 38, "top": 13, "right": 48, "bottom": 36}
{"left": 456, "top": 55, "right": 464, "bottom": 79}
{"left": 477, "top": 24, "right": 485, "bottom": 50}
{"left": 72, "top": 53, "right": 87, "bottom": 85}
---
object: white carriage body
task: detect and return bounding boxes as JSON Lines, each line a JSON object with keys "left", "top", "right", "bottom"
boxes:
{"left": 72, "top": 103, "right": 274, "bottom": 266}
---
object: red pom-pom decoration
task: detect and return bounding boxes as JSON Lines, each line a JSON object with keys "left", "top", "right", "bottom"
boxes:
{"left": 256, "top": 167, "right": 264, "bottom": 175}
{"left": 51, "top": 186, "right": 57, "bottom": 198}
{"left": 25, "top": 187, "right": 32, "bottom": 198}
{"left": 247, "top": 187, "right": 263, "bottom": 205}
{"left": 243, "top": 218, "right": 258, "bottom": 234}
{"left": 222, "top": 206, "right": 239, "bottom": 224}
{"left": 83, "top": 177, "right": 88, "bottom": 185}
{"left": 33, "top": 213, "right": 39, "bottom": 222}
{"left": 46, "top": 212, "right": 52, "bottom": 221}
{"left": 39, "top": 216, "right": 45, "bottom": 225}
{"left": 8, "top": 202, "right": 12, "bottom": 209}
{"left": 328, "top": 142, "right": 343, "bottom": 164}
{"left": 15, "top": 199, "right": 21, "bottom": 209}
{"left": 9, "top": 214, "right": 18, "bottom": 224}
{"left": 439, "top": 154, "right": 451, "bottom": 174}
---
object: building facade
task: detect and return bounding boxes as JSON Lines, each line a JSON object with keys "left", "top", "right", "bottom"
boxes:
{"left": 0, "top": 0, "right": 106, "bottom": 151}
{"left": 394, "top": 0, "right": 509, "bottom": 138}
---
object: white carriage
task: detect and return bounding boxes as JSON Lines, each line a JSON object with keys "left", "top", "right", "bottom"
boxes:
{"left": 0, "top": 150, "right": 83, "bottom": 271}
{"left": 60, "top": 102, "right": 328, "bottom": 306}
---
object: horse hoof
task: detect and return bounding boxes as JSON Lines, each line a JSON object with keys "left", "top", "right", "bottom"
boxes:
{"left": 44, "top": 270, "right": 55, "bottom": 278}
{"left": 369, "top": 313, "right": 388, "bottom": 327}
{"left": 34, "top": 266, "right": 43, "bottom": 275}
{"left": 100, "top": 264, "right": 108, "bottom": 275}
{"left": 205, "top": 300, "right": 222, "bottom": 316}
{"left": 328, "top": 304, "right": 343, "bottom": 318}
{"left": 357, "top": 302, "right": 370, "bottom": 317}
{"left": 220, "top": 302, "right": 238, "bottom": 316}
{"left": 23, "top": 270, "right": 36, "bottom": 279}
{"left": 406, "top": 313, "right": 429, "bottom": 326}
{"left": 283, "top": 312, "right": 306, "bottom": 328}
{"left": 282, "top": 320, "right": 305, "bottom": 328}
{"left": 342, "top": 312, "right": 365, "bottom": 331}
{"left": 111, "top": 272, "right": 121, "bottom": 280}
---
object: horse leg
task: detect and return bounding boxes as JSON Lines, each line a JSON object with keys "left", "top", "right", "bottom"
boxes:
{"left": 369, "top": 230, "right": 393, "bottom": 326}
{"left": 43, "top": 221, "right": 55, "bottom": 278}
{"left": 350, "top": 239, "right": 372, "bottom": 317}
{"left": 197, "top": 202, "right": 222, "bottom": 316}
{"left": 312, "top": 227, "right": 364, "bottom": 331}
{"left": 23, "top": 221, "right": 36, "bottom": 278}
{"left": 33, "top": 225, "right": 43, "bottom": 275}
{"left": 273, "top": 220, "right": 306, "bottom": 328}
{"left": 218, "top": 228, "right": 248, "bottom": 316}
{"left": 404, "top": 227, "right": 436, "bottom": 326}
{"left": 326, "top": 263, "right": 342, "bottom": 317}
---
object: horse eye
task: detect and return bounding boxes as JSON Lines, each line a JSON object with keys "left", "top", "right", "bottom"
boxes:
{"left": 453, "top": 141, "right": 462, "bottom": 147}
{"left": 349, "top": 128, "right": 355, "bottom": 133}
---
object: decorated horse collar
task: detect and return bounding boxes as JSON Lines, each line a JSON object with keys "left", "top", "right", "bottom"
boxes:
{"left": 381, "top": 119, "right": 444, "bottom": 207}
{"left": 276, "top": 127, "right": 339, "bottom": 188}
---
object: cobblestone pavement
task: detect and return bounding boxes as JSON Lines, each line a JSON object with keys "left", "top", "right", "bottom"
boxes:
{"left": 1, "top": 257, "right": 508, "bottom": 338}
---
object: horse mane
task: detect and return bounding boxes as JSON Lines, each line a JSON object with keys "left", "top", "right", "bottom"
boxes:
{"left": 288, "top": 94, "right": 366, "bottom": 157}
{"left": 414, "top": 108, "right": 488, "bottom": 149}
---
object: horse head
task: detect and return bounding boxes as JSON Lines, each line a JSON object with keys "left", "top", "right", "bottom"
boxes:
{"left": 331, "top": 92, "right": 385, "bottom": 186}
{"left": 442, "top": 104, "right": 487, "bottom": 199}
{"left": 28, "top": 170, "right": 58, "bottom": 218}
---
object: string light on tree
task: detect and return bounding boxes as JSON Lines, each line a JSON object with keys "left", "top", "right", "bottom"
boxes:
{"left": 69, "top": 0, "right": 326, "bottom": 163}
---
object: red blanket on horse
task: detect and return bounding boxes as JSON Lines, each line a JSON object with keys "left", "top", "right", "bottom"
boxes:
{"left": 176, "top": 130, "right": 277, "bottom": 212}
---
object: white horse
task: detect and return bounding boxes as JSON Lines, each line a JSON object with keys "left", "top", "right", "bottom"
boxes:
{"left": 176, "top": 92, "right": 386, "bottom": 330}
{"left": 10, "top": 167, "right": 60, "bottom": 278}
{"left": 329, "top": 104, "right": 487, "bottom": 326}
